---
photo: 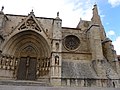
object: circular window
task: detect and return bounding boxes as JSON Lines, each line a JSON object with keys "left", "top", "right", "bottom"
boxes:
{"left": 64, "top": 35, "right": 80, "bottom": 50}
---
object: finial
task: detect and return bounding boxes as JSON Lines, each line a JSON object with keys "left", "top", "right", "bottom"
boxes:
{"left": 57, "top": 12, "right": 59, "bottom": 17}
{"left": 30, "top": 9, "right": 34, "bottom": 14}
{"left": 93, "top": 4, "right": 98, "bottom": 16}
{"left": 80, "top": 18, "right": 82, "bottom": 21}
{"left": 32, "top": 9, "right": 33, "bottom": 12}
{"left": 1, "top": 6, "right": 4, "bottom": 12}
{"left": 94, "top": 3, "right": 97, "bottom": 8}
{"left": 55, "top": 11, "right": 60, "bottom": 19}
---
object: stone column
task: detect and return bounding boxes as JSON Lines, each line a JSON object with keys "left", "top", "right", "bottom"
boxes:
{"left": 67, "top": 79, "right": 70, "bottom": 86}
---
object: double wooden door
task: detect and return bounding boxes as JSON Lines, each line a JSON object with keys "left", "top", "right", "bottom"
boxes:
{"left": 17, "top": 57, "right": 37, "bottom": 80}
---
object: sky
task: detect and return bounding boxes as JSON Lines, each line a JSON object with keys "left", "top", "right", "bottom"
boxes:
{"left": 0, "top": 0, "right": 120, "bottom": 55}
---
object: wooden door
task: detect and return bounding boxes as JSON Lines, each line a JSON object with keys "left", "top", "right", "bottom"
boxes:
{"left": 27, "top": 57, "right": 37, "bottom": 80}
{"left": 17, "top": 57, "right": 37, "bottom": 80}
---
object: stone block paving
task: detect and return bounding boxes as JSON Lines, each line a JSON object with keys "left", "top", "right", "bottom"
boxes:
{"left": 0, "top": 85, "right": 120, "bottom": 90}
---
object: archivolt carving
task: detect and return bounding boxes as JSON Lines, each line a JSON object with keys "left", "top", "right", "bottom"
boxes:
{"left": 20, "top": 45, "right": 37, "bottom": 57}
{"left": 0, "top": 35, "right": 4, "bottom": 46}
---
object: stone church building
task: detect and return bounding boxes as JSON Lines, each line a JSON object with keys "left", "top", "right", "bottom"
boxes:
{"left": 0, "top": 5, "right": 120, "bottom": 88}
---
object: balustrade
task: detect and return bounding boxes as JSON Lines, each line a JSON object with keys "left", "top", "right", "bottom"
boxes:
{"left": 0, "top": 55, "right": 18, "bottom": 70}
{"left": 61, "top": 78, "right": 119, "bottom": 87}
{"left": 37, "top": 58, "right": 50, "bottom": 77}
{"left": 0, "top": 55, "right": 51, "bottom": 78}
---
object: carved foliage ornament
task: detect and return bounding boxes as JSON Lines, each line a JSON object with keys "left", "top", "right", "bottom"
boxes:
{"left": 64, "top": 35, "right": 80, "bottom": 51}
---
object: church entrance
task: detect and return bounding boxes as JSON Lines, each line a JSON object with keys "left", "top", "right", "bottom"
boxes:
{"left": 2, "top": 30, "right": 51, "bottom": 81}
{"left": 17, "top": 56, "right": 37, "bottom": 80}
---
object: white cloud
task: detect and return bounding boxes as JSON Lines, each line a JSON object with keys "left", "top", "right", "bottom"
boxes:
{"left": 108, "top": 0, "right": 120, "bottom": 7}
{"left": 107, "top": 30, "right": 115, "bottom": 37}
{"left": 113, "top": 36, "right": 120, "bottom": 55}
{"left": 0, "top": 0, "right": 96, "bottom": 27}
{"left": 61, "top": 0, "right": 97, "bottom": 27}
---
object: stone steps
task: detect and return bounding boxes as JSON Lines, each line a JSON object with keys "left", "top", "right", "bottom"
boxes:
{"left": 0, "top": 80, "right": 50, "bottom": 86}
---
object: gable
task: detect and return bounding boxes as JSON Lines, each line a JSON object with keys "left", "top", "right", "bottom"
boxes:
{"left": 18, "top": 16, "right": 41, "bottom": 31}
{"left": 4, "top": 11, "right": 51, "bottom": 49}
{"left": 17, "top": 11, "right": 43, "bottom": 32}
{"left": 7, "top": 11, "right": 50, "bottom": 40}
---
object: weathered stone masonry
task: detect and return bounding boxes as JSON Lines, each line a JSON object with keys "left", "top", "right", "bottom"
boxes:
{"left": 0, "top": 5, "right": 120, "bottom": 88}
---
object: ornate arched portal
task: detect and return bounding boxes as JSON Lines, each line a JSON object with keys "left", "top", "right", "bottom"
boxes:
{"left": 2, "top": 30, "right": 51, "bottom": 80}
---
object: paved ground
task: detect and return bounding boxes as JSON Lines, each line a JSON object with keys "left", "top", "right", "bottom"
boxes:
{"left": 0, "top": 85, "right": 120, "bottom": 90}
{"left": 0, "top": 80, "right": 119, "bottom": 90}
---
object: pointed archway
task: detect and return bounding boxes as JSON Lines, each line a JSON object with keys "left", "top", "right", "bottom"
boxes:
{"left": 2, "top": 30, "right": 51, "bottom": 80}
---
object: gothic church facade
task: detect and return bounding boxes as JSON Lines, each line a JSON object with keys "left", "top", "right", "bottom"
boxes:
{"left": 0, "top": 5, "right": 120, "bottom": 88}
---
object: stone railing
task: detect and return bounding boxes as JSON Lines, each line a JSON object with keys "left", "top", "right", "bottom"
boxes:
{"left": 0, "top": 55, "right": 51, "bottom": 79}
{"left": 61, "top": 78, "right": 120, "bottom": 88}
{"left": 0, "top": 55, "right": 18, "bottom": 71}
{"left": 36, "top": 58, "right": 50, "bottom": 77}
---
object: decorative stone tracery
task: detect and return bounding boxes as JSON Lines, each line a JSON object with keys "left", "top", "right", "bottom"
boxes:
{"left": 18, "top": 16, "right": 41, "bottom": 31}
{"left": 64, "top": 35, "right": 80, "bottom": 51}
